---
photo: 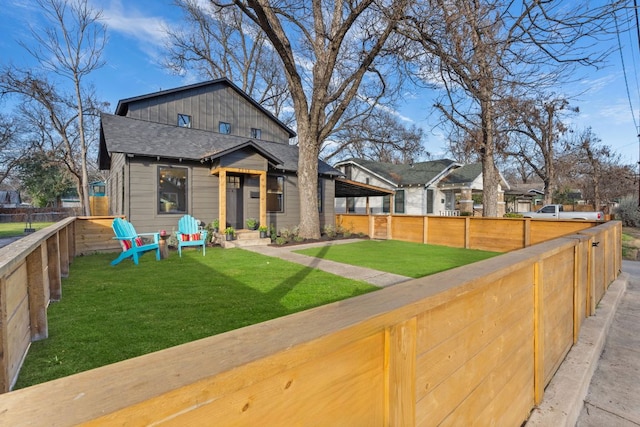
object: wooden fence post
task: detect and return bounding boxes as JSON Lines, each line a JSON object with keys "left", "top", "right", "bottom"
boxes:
{"left": 0, "top": 276, "right": 8, "bottom": 392}
{"left": 27, "top": 245, "right": 48, "bottom": 341}
{"left": 464, "top": 217, "right": 471, "bottom": 249}
{"left": 58, "top": 227, "right": 69, "bottom": 277}
{"left": 68, "top": 221, "right": 76, "bottom": 259}
{"left": 385, "top": 317, "right": 417, "bottom": 426}
{"left": 533, "top": 261, "right": 543, "bottom": 406}
{"left": 46, "top": 234, "right": 61, "bottom": 301}
{"left": 524, "top": 219, "right": 531, "bottom": 247}
{"left": 423, "top": 216, "right": 428, "bottom": 244}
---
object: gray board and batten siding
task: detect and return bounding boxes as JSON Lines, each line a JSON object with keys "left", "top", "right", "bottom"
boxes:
{"left": 118, "top": 81, "right": 293, "bottom": 144}
{"left": 119, "top": 157, "right": 334, "bottom": 235}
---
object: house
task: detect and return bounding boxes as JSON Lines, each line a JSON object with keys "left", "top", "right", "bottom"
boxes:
{"left": 333, "top": 158, "right": 510, "bottom": 216}
{"left": 98, "top": 78, "right": 342, "bottom": 235}
{"left": 504, "top": 183, "right": 545, "bottom": 213}
{"left": 0, "top": 190, "right": 21, "bottom": 208}
{"left": 89, "top": 181, "right": 106, "bottom": 197}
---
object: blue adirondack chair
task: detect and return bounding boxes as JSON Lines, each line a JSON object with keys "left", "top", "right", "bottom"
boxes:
{"left": 176, "top": 215, "right": 207, "bottom": 257}
{"left": 111, "top": 218, "right": 160, "bottom": 266}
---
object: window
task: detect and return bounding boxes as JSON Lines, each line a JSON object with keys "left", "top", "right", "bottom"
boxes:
{"left": 219, "top": 121, "right": 231, "bottom": 134}
{"left": 251, "top": 128, "right": 262, "bottom": 139}
{"left": 394, "top": 189, "right": 405, "bottom": 213}
{"left": 267, "top": 176, "right": 284, "bottom": 212}
{"left": 178, "top": 114, "right": 191, "bottom": 128}
{"left": 382, "top": 195, "right": 390, "bottom": 213}
{"left": 346, "top": 197, "right": 355, "bottom": 213}
{"left": 158, "top": 167, "right": 187, "bottom": 214}
{"left": 227, "top": 175, "right": 241, "bottom": 189}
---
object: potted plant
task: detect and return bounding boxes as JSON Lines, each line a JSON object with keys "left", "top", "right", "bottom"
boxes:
{"left": 258, "top": 225, "right": 268, "bottom": 238}
{"left": 224, "top": 226, "right": 236, "bottom": 241}
{"left": 212, "top": 218, "right": 219, "bottom": 232}
{"left": 246, "top": 218, "right": 258, "bottom": 230}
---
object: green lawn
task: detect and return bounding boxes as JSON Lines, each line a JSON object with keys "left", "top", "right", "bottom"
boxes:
{"left": 15, "top": 248, "right": 377, "bottom": 389}
{"left": 295, "top": 240, "right": 501, "bottom": 278}
{"left": 0, "top": 222, "right": 55, "bottom": 238}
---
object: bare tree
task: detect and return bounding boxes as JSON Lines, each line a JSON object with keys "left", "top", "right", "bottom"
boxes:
{"left": 0, "top": 114, "right": 26, "bottom": 188}
{"left": 565, "top": 127, "right": 633, "bottom": 210}
{"left": 322, "top": 108, "right": 428, "bottom": 164}
{"left": 166, "top": 0, "right": 292, "bottom": 120}
{"left": 504, "top": 96, "right": 578, "bottom": 204}
{"left": 400, "top": 0, "right": 621, "bottom": 217}
{"left": 0, "top": 0, "right": 106, "bottom": 215}
{"left": 214, "top": 0, "right": 409, "bottom": 238}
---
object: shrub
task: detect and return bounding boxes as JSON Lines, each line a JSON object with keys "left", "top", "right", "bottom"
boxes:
{"left": 275, "top": 236, "right": 288, "bottom": 245}
{"left": 615, "top": 196, "right": 640, "bottom": 227}
{"left": 323, "top": 225, "right": 337, "bottom": 238}
{"left": 504, "top": 212, "right": 523, "bottom": 218}
{"left": 279, "top": 227, "right": 294, "bottom": 240}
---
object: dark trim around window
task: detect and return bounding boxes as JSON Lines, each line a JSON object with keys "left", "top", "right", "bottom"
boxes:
{"left": 158, "top": 166, "right": 188, "bottom": 214}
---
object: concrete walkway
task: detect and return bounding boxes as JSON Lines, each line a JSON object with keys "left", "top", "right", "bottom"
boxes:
{"left": 527, "top": 261, "right": 640, "bottom": 426}
{"left": 576, "top": 260, "right": 640, "bottom": 426}
{"left": 243, "top": 239, "right": 412, "bottom": 287}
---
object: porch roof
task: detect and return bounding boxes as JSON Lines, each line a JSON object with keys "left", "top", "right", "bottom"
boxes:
{"left": 335, "top": 178, "right": 394, "bottom": 198}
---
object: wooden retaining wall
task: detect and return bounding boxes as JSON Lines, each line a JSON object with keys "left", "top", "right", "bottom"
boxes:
{"left": 0, "top": 219, "right": 621, "bottom": 426}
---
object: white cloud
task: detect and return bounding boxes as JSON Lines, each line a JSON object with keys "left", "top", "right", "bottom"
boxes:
{"left": 97, "top": 0, "right": 172, "bottom": 50}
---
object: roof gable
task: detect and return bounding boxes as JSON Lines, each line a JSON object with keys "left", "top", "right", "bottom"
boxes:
{"left": 114, "top": 78, "right": 296, "bottom": 139}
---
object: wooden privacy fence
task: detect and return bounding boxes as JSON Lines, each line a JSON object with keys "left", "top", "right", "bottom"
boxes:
{"left": 0, "top": 217, "right": 120, "bottom": 392}
{"left": 336, "top": 213, "right": 605, "bottom": 252}
{"left": 0, "top": 219, "right": 621, "bottom": 426}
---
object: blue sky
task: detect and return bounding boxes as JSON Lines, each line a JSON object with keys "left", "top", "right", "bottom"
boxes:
{"left": 1, "top": 0, "right": 639, "bottom": 166}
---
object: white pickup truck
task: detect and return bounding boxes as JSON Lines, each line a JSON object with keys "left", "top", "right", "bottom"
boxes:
{"left": 521, "top": 204, "right": 604, "bottom": 221}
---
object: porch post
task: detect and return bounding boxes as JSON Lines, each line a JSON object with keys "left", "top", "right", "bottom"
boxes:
{"left": 219, "top": 169, "right": 227, "bottom": 228}
{"left": 497, "top": 188, "right": 506, "bottom": 216}
{"left": 259, "top": 171, "right": 267, "bottom": 229}
{"left": 459, "top": 187, "right": 473, "bottom": 214}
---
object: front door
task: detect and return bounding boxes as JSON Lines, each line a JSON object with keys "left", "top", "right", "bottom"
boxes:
{"left": 226, "top": 175, "right": 243, "bottom": 228}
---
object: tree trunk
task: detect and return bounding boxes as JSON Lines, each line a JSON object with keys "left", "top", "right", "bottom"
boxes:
{"left": 480, "top": 97, "right": 500, "bottom": 217}
{"left": 296, "top": 124, "right": 321, "bottom": 239}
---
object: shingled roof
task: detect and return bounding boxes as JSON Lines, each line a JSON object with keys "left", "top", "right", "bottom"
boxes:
{"left": 438, "top": 163, "right": 483, "bottom": 185}
{"left": 336, "top": 158, "right": 459, "bottom": 186}
{"left": 98, "top": 113, "right": 341, "bottom": 176}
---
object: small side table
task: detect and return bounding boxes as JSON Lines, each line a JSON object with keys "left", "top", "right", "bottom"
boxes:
{"left": 159, "top": 233, "right": 171, "bottom": 259}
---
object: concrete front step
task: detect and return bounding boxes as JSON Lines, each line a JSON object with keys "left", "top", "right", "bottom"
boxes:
{"left": 222, "top": 237, "right": 271, "bottom": 248}
{"left": 214, "top": 230, "right": 271, "bottom": 248}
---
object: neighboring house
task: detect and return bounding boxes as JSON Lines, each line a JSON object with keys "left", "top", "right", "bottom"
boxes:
{"left": 0, "top": 190, "right": 21, "bottom": 208}
{"left": 98, "top": 78, "right": 342, "bottom": 234}
{"left": 504, "top": 183, "right": 545, "bottom": 213}
{"left": 60, "top": 188, "right": 81, "bottom": 208}
{"left": 89, "top": 181, "right": 106, "bottom": 197}
{"left": 333, "top": 158, "right": 510, "bottom": 216}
